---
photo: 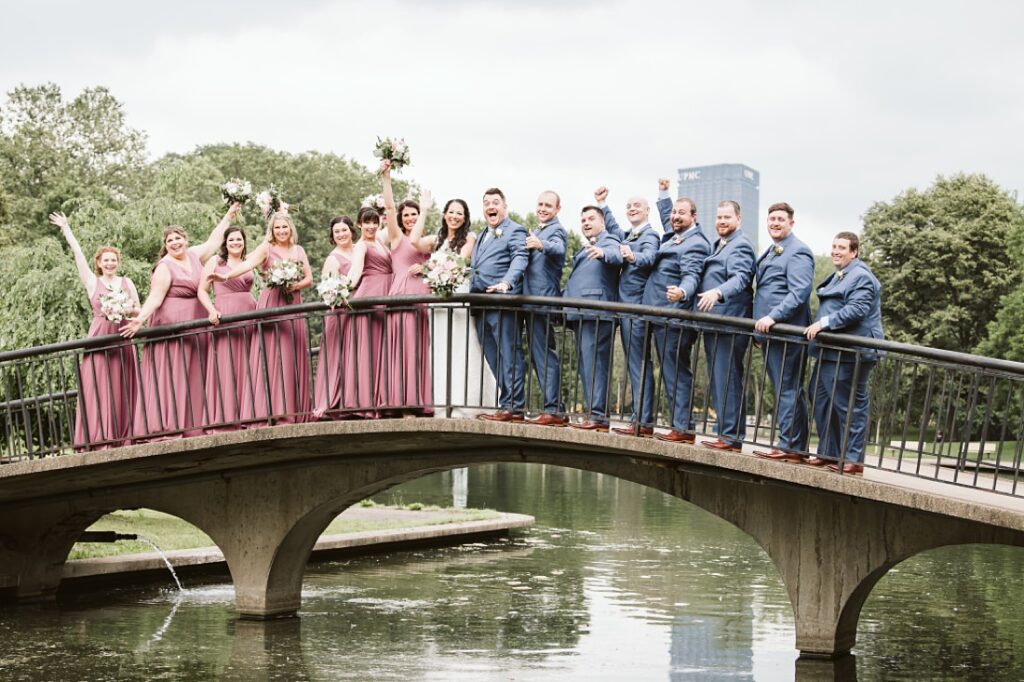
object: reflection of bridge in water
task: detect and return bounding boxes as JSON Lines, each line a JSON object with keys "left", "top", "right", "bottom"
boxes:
{"left": 2, "top": 295, "right": 1024, "bottom": 659}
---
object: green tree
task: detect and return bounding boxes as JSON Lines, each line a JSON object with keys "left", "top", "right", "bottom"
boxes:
{"left": 860, "top": 173, "right": 1024, "bottom": 351}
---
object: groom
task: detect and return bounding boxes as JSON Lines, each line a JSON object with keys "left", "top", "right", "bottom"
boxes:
{"left": 471, "top": 187, "right": 529, "bottom": 422}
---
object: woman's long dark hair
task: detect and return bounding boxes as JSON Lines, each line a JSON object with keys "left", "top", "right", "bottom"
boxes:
{"left": 435, "top": 198, "right": 471, "bottom": 254}
{"left": 218, "top": 225, "right": 249, "bottom": 264}
{"left": 329, "top": 215, "right": 359, "bottom": 244}
{"left": 397, "top": 199, "right": 420, "bottom": 235}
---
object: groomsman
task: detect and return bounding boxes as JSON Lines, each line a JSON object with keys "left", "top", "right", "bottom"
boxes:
{"left": 523, "top": 191, "right": 568, "bottom": 426}
{"left": 593, "top": 185, "right": 661, "bottom": 436}
{"left": 471, "top": 188, "right": 529, "bottom": 422}
{"left": 695, "top": 201, "right": 755, "bottom": 453}
{"left": 646, "top": 196, "right": 712, "bottom": 443}
{"left": 751, "top": 202, "right": 815, "bottom": 462}
{"left": 804, "top": 231, "right": 884, "bottom": 475}
{"left": 564, "top": 206, "right": 624, "bottom": 431}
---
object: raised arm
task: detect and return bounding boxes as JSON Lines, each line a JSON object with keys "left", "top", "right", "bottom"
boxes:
{"left": 121, "top": 263, "right": 172, "bottom": 337}
{"left": 656, "top": 178, "right": 672, "bottom": 232}
{"left": 214, "top": 241, "right": 270, "bottom": 282}
{"left": 50, "top": 212, "right": 97, "bottom": 296}
{"left": 380, "top": 160, "right": 403, "bottom": 248}
{"left": 191, "top": 203, "right": 241, "bottom": 264}
{"left": 408, "top": 189, "right": 436, "bottom": 253}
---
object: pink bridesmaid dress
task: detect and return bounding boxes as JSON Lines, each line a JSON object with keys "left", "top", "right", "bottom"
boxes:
{"left": 134, "top": 252, "right": 208, "bottom": 441}
{"left": 241, "top": 246, "right": 311, "bottom": 425}
{"left": 74, "top": 276, "right": 139, "bottom": 451}
{"left": 344, "top": 243, "right": 393, "bottom": 417}
{"left": 205, "top": 263, "right": 256, "bottom": 432}
{"left": 384, "top": 235, "right": 432, "bottom": 414}
{"left": 312, "top": 251, "right": 352, "bottom": 419}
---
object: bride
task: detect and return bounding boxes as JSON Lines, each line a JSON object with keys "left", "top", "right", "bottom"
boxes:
{"left": 407, "top": 192, "right": 497, "bottom": 416}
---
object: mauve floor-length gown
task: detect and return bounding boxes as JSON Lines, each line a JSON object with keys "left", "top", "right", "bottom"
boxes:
{"left": 344, "top": 243, "right": 392, "bottom": 417}
{"left": 74, "top": 276, "right": 139, "bottom": 450}
{"left": 204, "top": 263, "right": 256, "bottom": 432}
{"left": 312, "top": 251, "right": 352, "bottom": 419}
{"left": 384, "top": 235, "right": 432, "bottom": 414}
{"left": 134, "top": 252, "right": 208, "bottom": 441}
{"left": 241, "top": 246, "right": 311, "bottom": 425}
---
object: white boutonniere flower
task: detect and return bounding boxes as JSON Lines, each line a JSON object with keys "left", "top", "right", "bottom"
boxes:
{"left": 672, "top": 234, "right": 683, "bottom": 245}
{"left": 836, "top": 270, "right": 846, "bottom": 281}
{"left": 773, "top": 245, "right": 784, "bottom": 256}
{"left": 494, "top": 228, "right": 504, "bottom": 239}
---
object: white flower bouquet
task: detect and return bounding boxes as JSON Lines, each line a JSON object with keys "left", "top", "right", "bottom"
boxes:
{"left": 264, "top": 258, "right": 303, "bottom": 289}
{"left": 99, "top": 287, "right": 137, "bottom": 323}
{"left": 221, "top": 178, "right": 253, "bottom": 206}
{"left": 373, "top": 136, "right": 411, "bottom": 173}
{"left": 361, "top": 193, "right": 387, "bottom": 213}
{"left": 256, "top": 185, "right": 284, "bottom": 217}
{"left": 317, "top": 273, "right": 355, "bottom": 309}
{"left": 424, "top": 250, "right": 471, "bottom": 299}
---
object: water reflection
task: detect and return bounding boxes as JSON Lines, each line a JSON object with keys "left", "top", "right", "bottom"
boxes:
{"left": 0, "top": 463, "right": 1022, "bottom": 679}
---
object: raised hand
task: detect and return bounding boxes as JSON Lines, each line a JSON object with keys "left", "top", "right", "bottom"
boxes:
{"left": 658, "top": 178, "right": 670, "bottom": 192}
{"left": 379, "top": 159, "right": 392, "bottom": 177}
{"left": 48, "top": 211, "right": 71, "bottom": 232}
{"left": 227, "top": 202, "right": 242, "bottom": 221}
{"left": 594, "top": 186, "right": 609, "bottom": 204}
{"left": 419, "top": 189, "right": 434, "bottom": 212}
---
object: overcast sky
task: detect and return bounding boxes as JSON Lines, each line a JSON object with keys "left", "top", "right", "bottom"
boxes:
{"left": 3, "top": 0, "right": 1022, "bottom": 253}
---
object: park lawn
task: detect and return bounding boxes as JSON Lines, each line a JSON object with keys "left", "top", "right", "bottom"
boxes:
{"left": 68, "top": 505, "right": 499, "bottom": 560}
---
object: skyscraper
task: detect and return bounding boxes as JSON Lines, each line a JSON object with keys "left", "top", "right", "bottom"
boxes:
{"left": 676, "top": 164, "right": 760, "bottom": 245}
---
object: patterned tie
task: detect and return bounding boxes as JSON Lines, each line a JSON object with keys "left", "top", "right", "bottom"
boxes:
{"left": 715, "top": 238, "right": 728, "bottom": 254}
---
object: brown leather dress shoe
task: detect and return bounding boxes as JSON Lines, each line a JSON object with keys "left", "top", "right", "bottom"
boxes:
{"left": 827, "top": 463, "right": 864, "bottom": 475}
{"left": 526, "top": 413, "right": 569, "bottom": 427}
{"left": 655, "top": 430, "right": 696, "bottom": 444}
{"left": 753, "top": 448, "right": 804, "bottom": 463}
{"left": 570, "top": 420, "right": 610, "bottom": 432}
{"left": 701, "top": 438, "right": 742, "bottom": 453}
{"left": 804, "top": 456, "right": 828, "bottom": 467}
{"left": 477, "top": 410, "right": 525, "bottom": 423}
{"left": 611, "top": 425, "right": 655, "bottom": 437}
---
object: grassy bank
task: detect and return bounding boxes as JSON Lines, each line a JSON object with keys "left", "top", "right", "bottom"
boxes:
{"left": 69, "top": 504, "right": 499, "bottom": 560}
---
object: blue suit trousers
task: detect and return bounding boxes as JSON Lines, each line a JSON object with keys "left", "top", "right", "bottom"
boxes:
{"left": 650, "top": 321, "right": 695, "bottom": 432}
{"left": 810, "top": 356, "right": 874, "bottom": 464}
{"left": 703, "top": 330, "right": 748, "bottom": 447}
{"left": 573, "top": 316, "right": 615, "bottom": 422}
{"left": 525, "top": 309, "right": 564, "bottom": 413}
{"left": 476, "top": 308, "right": 525, "bottom": 412}
{"left": 761, "top": 337, "right": 809, "bottom": 451}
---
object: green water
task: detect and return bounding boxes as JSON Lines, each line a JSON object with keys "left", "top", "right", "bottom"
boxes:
{"left": 1, "top": 463, "right": 1022, "bottom": 680}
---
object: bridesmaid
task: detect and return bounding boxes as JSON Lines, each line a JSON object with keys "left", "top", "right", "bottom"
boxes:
{"left": 381, "top": 161, "right": 432, "bottom": 416}
{"left": 122, "top": 203, "right": 240, "bottom": 441}
{"left": 215, "top": 212, "right": 313, "bottom": 425}
{"left": 312, "top": 216, "right": 358, "bottom": 419}
{"left": 343, "top": 206, "right": 394, "bottom": 417}
{"left": 198, "top": 226, "right": 256, "bottom": 432}
{"left": 50, "top": 212, "right": 140, "bottom": 451}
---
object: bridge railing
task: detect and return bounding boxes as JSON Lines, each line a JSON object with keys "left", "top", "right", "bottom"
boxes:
{"left": 1, "top": 295, "right": 1023, "bottom": 497}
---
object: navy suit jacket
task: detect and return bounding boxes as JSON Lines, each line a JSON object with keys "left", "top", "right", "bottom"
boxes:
{"left": 642, "top": 226, "right": 711, "bottom": 310}
{"left": 753, "top": 233, "right": 814, "bottom": 326}
{"left": 523, "top": 219, "right": 567, "bottom": 298}
{"left": 564, "top": 230, "right": 624, "bottom": 321}
{"left": 470, "top": 216, "right": 529, "bottom": 294}
{"left": 601, "top": 206, "right": 660, "bottom": 304}
{"left": 699, "top": 232, "right": 755, "bottom": 319}
{"left": 813, "top": 258, "right": 884, "bottom": 362}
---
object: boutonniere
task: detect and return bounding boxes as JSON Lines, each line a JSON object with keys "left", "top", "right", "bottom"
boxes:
{"left": 836, "top": 270, "right": 846, "bottom": 281}
{"left": 494, "top": 228, "right": 504, "bottom": 239}
{"left": 772, "top": 245, "right": 784, "bottom": 257}
{"left": 672, "top": 234, "right": 683, "bottom": 245}
{"left": 627, "top": 231, "right": 640, "bottom": 242}
{"left": 587, "top": 236, "right": 597, "bottom": 245}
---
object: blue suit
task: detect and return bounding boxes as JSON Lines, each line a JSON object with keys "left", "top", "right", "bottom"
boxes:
{"left": 522, "top": 219, "right": 568, "bottom": 413}
{"left": 470, "top": 216, "right": 529, "bottom": 412}
{"left": 638, "top": 221, "right": 711, "bottom": 432}
{"left": 602, "top": 206, "right": 660, "bottom": 426}
{"left": 753, "top": 233, "right": 815, "bottom": 451}
{"left": 809, "top": 258, "right": 884, "bottom": 464}
{"left": 564, "top": 230, "right": 623, "bottom": 423}
{"left": 699, "top": 232, "right": 755, "bottom": 447}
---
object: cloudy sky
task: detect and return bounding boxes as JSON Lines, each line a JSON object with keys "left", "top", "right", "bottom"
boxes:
{"left": 3, "top": 0, "right": 1022, "bottom": 252}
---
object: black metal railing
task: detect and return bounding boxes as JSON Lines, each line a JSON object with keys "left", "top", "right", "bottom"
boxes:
{"left": 2, "top": 295, "right": 1023, "bottom": 498}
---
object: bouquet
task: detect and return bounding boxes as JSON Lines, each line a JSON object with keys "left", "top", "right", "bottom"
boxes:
{"left": 99, "top": 287, "right": 137, "bottom": 323}
{"left": 373, "top": 136, "right": 411, "bottom": 173}
{"left": 264, "top": 258, "right": 303, "bottom": 289}
{"left": 423, "top": 250, "right": 471, "bottom": 298}
{"left": 256, "top": 185, "right": 284, "bottom": 217}
{"left": 317, "top": 273, "right": 355, "bottom": 309}
{"left": 361, "top": 193, "right": 387, "bottom": 213}
{"left": 221, "top": 178, "right": 253, "bottom": 206}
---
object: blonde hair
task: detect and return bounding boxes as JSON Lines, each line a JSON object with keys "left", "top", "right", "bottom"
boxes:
{"left": 265, "top": 212, "right": 299, "bottom": 247}
{"left": 93, "top": 245, "right": 121, "bottom": 275}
